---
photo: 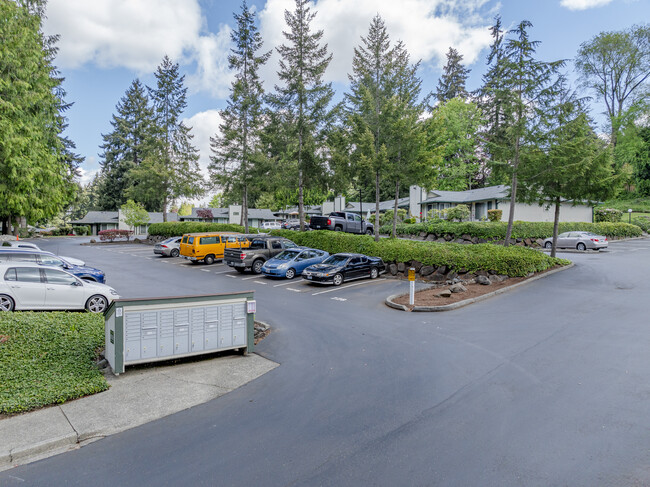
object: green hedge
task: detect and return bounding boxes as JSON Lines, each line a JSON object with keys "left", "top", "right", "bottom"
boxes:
{"left": 148, "top": 221, "right": 260, "bottom": 238}
{"left": 270, "top": 230, "right": 569, "bottom": 277}
{"left": 0, "top": 312, "right": 108, "bottom": 414}
{"left": 379, "top": 221, "right": 642, "bottom": 239}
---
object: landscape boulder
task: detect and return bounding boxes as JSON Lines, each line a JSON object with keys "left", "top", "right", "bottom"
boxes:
{"left": 476, "top": 275, "right": 492, "bottom": 285}
{"left": 449, "top": 283, "right": 467, "bottom": 293}
{"left": 388, "top": 263, "right": 398, "bottom": 276}
{"left": 419, "top": 266, "right": 434, "bottom": 277}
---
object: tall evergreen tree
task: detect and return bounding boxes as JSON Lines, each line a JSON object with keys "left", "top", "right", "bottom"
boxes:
{"left": 436, "top": 47, "right": 470, "bottom": 103}
{"left": 209, "top": 1, "right": 270, "bottom": 232}
{"left": 134, "top": 56, "right": 204, "bottom": 220}
{"left": 479, "top": 20, "right": 565, "bottom": 246}
{"left": 518, "top": 93, "right": 617, "bottom": 257}
{"left": 267, "top": 0, "right": 334, "bottom": 231}
{"left": 0, "top": 0, "right": 76, "bottom": 233}
{"left": 98, "top": 79, "right": 157, "bottom": 210}
{"left": 346, "top": 15, "right": 394, "bottom": 241}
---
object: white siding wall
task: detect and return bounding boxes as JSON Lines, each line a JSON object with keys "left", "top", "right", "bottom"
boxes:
{"left": 498, "top": 202, "right": 593, "bottom": 222}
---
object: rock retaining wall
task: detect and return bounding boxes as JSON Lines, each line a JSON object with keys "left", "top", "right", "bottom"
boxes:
{"left": 397, "top": 232, "right": 544, "bottom": 247}
{"left": 383, "top": 260, "right": 512, "bottom": 286}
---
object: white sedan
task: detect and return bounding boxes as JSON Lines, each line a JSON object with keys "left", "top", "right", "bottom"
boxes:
{"left": 0, "top": 263, "right": 119, "bottom": 313}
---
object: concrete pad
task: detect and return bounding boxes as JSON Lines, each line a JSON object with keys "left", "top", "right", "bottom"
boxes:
{"left": 0, "top": 407, "right": 76, "bottom": 466}
{"left": 0, "top": 353, "right": 278, "bottom": 470}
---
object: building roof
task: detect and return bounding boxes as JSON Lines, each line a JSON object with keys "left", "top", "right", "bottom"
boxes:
{"left": 273, "top": 205, "right": 322, "bottom": 216}
{"left": 345, "top": 197, "right": 410, "bottom": 213}
{"left": 70, "top": 211, "right": 118, "bottom": 224}
{"left": 420, "top": 185, "right": 510, "bottom": 205}
{"left": 70, "top": 211, "right": 178, "bottom": 225}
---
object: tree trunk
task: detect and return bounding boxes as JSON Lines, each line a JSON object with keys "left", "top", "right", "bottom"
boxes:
{"left": 392, "top": 179, "right": 400, "bottom": 238}
{"left": 1, "top": 217, "right": 8, "bottom": 235}
{"left": 551, "top": 197, "right": 561, "bottom": 259}
{"left": 162, "top": 194, "right": 168, "bottom": 223}
{"left": 242, "top": 184, "right": 249, "bottom": 233}
{"left": 504, "top": 138, "right": 520, "bottom": 247}
{"left": 298, "top": 169, "right": 304, "bottom": 232}
{"left": 374, "top": 170, "right": 380, "bottom": 242}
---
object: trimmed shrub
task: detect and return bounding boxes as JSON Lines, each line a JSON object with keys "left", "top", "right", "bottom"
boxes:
{"left": 0, "top": 312, "right": 107, "bottom": 414}
{"left": 379, "top": 221, "right": 642, "bottom": 240}
{"left": 632, "top": 216, "right": 650, "bottom": 233}
{"left": 98, "top": 229, "right": 133, "bottom": 242}
{"left": 73, "top": 225, "right": 90, "bottom": 236}
{"left": 270, "top": 229, "right": 569, "bottom": 277}
{"left": 147, "top": 221, "right": 259, "bottom": 238}
{"left": 446, "top": 205, "right": 470, "bottom": 222}
{"left": 487, "top": 209, "right": 502, "bottom": 222}
{"left": 594, "top": 207, "right": 622, "bottom": 223}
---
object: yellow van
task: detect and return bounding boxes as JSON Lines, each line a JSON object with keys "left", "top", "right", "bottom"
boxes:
{"left": 180, "top": 233, "right": 250, "bottom": 265}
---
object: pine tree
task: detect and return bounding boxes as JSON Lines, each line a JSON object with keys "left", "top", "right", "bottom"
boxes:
{"left": 267, "top": 0, "right": 334, "bottom": 231}
{"left": 479, "top": 20, "right": 565, "bottom": 246}
{"left": 435, "top": 47, "right": 470, "bottom": 103}
{"left": 0, "top": 0, "right": 76, "bottom": 233}
{"left": 209, "top": 1, "right": 270, "bottom": 232}
{"left": 98, "top": 79, "right": 157, "bottom": 210}
{"left": 346, "top": 15, "right": 394, "bottom": 240}
{"left": 137, "top": 56, "right": 204, "bottom": 220}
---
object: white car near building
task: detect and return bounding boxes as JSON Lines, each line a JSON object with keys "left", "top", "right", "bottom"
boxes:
{"left": 0, "top": 263, "right": 119, "bottom": 313}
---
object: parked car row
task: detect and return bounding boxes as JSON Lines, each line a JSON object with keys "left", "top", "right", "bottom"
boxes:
{"left": 0, "top": 247, "right": 116, "bottom": 313}
{"left": 157, "top": 232, "right": 387, "bottom": 286}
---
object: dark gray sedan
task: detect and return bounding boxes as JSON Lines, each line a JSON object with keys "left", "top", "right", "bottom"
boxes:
{"left": 154, "top": 237, "right": 182, "bottom": 257}
{"left": 543, "top": 231, "right": 608, "bottom": 251}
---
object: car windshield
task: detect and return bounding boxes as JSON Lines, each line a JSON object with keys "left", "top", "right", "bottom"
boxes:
{"left": 284, "top": 241, "right": 298, "bottom": 248}
{"left": 274, "top": 250, "right": 300, "bottom": 261}
{"left": 162, "top": 237, "right": 177, "bottom": 244}
{"left": 322, "top": 255, "right": 349, "bottom": 266}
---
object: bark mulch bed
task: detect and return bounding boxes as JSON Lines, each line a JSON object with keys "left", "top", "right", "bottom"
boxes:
{"left": 392, "top": 266, "right": 562, "bottom": 310}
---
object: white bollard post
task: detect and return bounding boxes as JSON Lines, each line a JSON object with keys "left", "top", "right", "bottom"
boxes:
{"left": 408, "top": 267, "right": 415, "bottom": 305}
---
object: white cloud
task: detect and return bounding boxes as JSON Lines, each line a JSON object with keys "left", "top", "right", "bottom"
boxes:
{"left": 43, "top": 0, "right": 233, "bottom": 96}
{"left": 259, "top": 0, "right": 494, "bottom": 85}
{"left": 78, "top": 166, "right": 99, "bottom": 185}
{"left": 183, "top": 109, "right": 223, "bottom": 177}
{"left": 559, "top": 0, "right": 613, "bottom": 9}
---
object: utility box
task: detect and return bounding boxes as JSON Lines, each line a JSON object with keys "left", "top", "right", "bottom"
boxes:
{"left": 104, "top": 291, "right": 255, "bottom": 375}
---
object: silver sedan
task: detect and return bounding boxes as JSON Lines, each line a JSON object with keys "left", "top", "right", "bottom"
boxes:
{"left": 543, "top": 231, "right": 608, "bottom": 251}
{"left": 154, "top": 237, "right": 182, "bottom": 257}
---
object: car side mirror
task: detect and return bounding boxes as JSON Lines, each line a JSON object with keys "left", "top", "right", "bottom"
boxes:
{"left": 71, "top": 281, "right": 82, "bottom": 286}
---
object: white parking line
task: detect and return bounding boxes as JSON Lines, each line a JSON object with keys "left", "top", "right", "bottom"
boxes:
{"left": 311, "top": 280, "right": 378, "bottom": 296}
{"left": 200, "top": 269, "right": 211, "bottom": 272}
{"left": 226, "top": 275, "right": 237, "bottom": 278}
{"left": 331, "top": 297, "right": 347, "bottom": 301}
{"left": 286, "top": 288, "right": 302, "bottom": 292}
{"left": 273, "top": 281, "right": 296, "bottom": 287}
{"left": 253, "top": 280, "right": 267, "bottom": 285}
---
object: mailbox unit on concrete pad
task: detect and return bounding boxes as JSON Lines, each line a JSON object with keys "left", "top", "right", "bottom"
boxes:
{"left": 104, "top": 291, "right": 256, "bottom": 375}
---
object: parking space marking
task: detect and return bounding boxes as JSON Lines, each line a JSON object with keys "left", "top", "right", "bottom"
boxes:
{"left": 311, "top": 280, "right": 381, "bottom": 296}
{"left": 254, "top": 280, "right": 267, "bottom": 285}
{"left": 226, "top": 275, "right": 238, "bottom": 278}
{"left": 200, "top": 269, "right": 211, "bottom": 272}
{"left": 273, "top": 281, "right": 296, "bottom": 287}
{"left": 331, "top": 297, "right": 347, "bottom": 301}
{"left": 286, "top": 288, "right": 302, "bottom": 292}
{"left": 241, "top": 276, "right": 259, "bottom": 280}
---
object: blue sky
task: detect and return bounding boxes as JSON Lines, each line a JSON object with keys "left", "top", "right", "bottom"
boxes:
{"left": 42, "top": 0, "right": 648, "bottom": 196}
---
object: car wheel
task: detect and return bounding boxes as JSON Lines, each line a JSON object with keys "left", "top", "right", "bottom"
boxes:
{"left": 365, "top": 229, "right": 373, "bottom": 236}
{"left": 235, "top": 267, "right": 246, "bottom": 273}
{"left": 370, "top": 267, "right": 379, "bottom": 279}
{"left": 86, "top": 295, "right": 108, "bottom": 313}
{"left": 0, "top": 294, "right": 15, "bottom": 312}
{"left": 334, "top": 227, "right": 342, "bottom": 232}
{"left": 170, "top": 249, "right": 179, "bottom": 257}
{"left": 577, "top": 242, "right": 586, "bottom": 251}
{"left": 204, "top": 255, "right": 215, "bottom": 265}
{"left": 544, "top": 241, "right": 552, "bottom": 249}
{"left": 252, "top": 260, "right": 264, "bottom": 274}
{"left": 285, "top": 268, "right": 296, "bottom": 280}
{"left": 332, "top": 273, "right": 344, "bottom": 286}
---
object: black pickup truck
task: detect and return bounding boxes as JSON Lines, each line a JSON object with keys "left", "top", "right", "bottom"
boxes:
{"left": 309, "top": 212, "right": 374, "bottom": 235}
{"left": 223, "top": 236, "right": 298, "bottom": 274}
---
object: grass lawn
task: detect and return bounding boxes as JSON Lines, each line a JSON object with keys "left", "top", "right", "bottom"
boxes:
{"left": 0, "top": 312, "right": 108, "bottom": 415}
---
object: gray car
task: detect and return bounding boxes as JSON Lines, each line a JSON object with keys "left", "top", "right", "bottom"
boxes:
{"left": 154, "top": 237, "right": 182, "bottom": 257}
{"left": 543, "top": 231, "right": 608, "bottom": 251}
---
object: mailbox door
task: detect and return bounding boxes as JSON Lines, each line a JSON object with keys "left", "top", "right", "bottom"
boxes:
{"left": 191, "top": 307, "right": 205, "bottom": 352}
{"left": 233, "top": 302, "right": 246, "bottom": 347}
{"left": 125, "top": 312, "right": 141, "bottom": 361}
{"left": 219, "top": 305, "right": 233, "bottom": 348}
{"left": 205, "top": 306, "right": 220, "bottom": 351}
{"left": 158, "top": 310, "right": 174, "bottom": 357}
{"left": 140, "top": 312, "right": 158, "bottom": 360}
{"left": 174, "top": 309, "right": 190, "bottom": 354}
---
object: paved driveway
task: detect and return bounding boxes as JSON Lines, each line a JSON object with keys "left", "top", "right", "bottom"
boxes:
{"left": 2, "top": 237, "right": 650, "bottom": 486}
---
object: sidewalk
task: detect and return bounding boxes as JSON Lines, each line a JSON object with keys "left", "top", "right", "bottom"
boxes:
{"left": 0, "top": 353, "right": 278, "bottom": 471}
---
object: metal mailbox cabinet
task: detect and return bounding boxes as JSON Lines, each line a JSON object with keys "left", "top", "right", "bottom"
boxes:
{"left": 104, "top": 291, "right": 255, "bottom": 375}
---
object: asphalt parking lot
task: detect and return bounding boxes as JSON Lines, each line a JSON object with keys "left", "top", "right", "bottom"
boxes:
{"left": 7, "top": 235, "right": 650, "bottom": 487}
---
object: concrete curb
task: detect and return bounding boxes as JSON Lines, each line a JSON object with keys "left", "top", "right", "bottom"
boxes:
{"left": 385, "top": 263, "right": 575, "bottom": 312}
{"left": 10, "top": 431, "right": 78, "bottom": 464}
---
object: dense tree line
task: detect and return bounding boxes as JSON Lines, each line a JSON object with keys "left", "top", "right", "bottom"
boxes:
{"left": 37, "top": 0, "right": 648, "bottom": 238}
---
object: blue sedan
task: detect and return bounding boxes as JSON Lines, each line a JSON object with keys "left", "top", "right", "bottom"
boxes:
{"left": 261, "top": 248, "right": 329, "bottom": 279}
